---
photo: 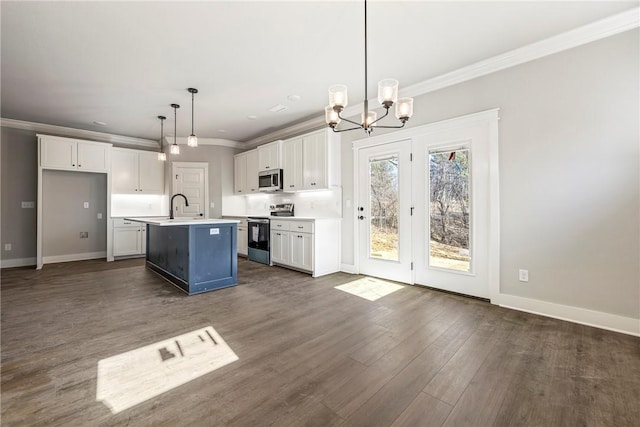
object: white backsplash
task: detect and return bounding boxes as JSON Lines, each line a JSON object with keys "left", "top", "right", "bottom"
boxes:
{"left": 111, "top": 194, "right": 168, "bottom": 217}
{"left": 240, "top": 188, "right": 342, "bottom": 218}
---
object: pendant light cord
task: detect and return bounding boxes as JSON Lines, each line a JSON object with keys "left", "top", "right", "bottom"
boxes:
{"left": 174, "top": 106, "right": 177, "bottom": 145}
{"left": 191, "top": 91, "right": 194, "bottom": 135}
{"left": 160, "top": 118, "right": 164, "bottom": 152}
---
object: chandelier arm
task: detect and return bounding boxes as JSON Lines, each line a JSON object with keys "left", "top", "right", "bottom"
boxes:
{"left": 337, "top": 110, "right": 363, "bottom": 126}
{"left": 368, "top": 107, "right": 390, "bottom": 126}
{"left": 370, "top": 122, "right": 407, "bottom": 130}
{"left": 331, "top": 126, "right": 364, "bottom": 133}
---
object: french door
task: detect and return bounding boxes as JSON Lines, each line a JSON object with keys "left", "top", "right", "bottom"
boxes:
{"left": 355, "top": 111, "right": 498, "bottom": 299}
{"left": 357, "top": 140, "right": 413, "bottom": 284}
{"left": 411, "top": 122, "right": 492, "bottom": 299}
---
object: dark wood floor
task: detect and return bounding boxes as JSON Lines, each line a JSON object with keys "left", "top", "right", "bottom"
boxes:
{"left": 1, "top": 258, "right": 639, "bottom": 426}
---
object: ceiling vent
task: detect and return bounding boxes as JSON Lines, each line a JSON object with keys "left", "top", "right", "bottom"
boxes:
{"left": 268, "top": 104, "right": 288, "bottom": 113}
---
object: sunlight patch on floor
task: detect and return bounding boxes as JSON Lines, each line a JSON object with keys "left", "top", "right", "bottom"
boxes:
{"left": 334, "top": 277, "right": 404, "bottom": 301}
{"left": 96, "top": 326, "right": 238, "bottom": 414}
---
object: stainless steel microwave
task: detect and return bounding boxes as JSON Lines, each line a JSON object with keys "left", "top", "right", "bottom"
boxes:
{"left": 258, "top": 169, "right": 283, "bottom": 192}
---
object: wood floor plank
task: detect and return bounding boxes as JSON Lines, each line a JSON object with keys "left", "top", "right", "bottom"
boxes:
{"left": 390, "top": 392, "right": 452, "bottom": 427}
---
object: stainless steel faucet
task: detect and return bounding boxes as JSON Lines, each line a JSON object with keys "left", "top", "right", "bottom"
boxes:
{"left": 170, "top": 193, "right": 189, "bottom": 219}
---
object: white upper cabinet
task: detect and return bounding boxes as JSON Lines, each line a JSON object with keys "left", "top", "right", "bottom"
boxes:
{"left": 282, "top": 129, "right": 340, "bottom": 191}
{"left": 234, "top": 149, "right": 259, "bottom": 195}
{"left": 112, "top": 148, "right": 164, "bottom": 194}
{"left": 257, "top": 140, "right": 282, "bottom": 171}
{"left": 283, "top": 138, "right": 304, "bottom": 191}
{"left": 137, "top": 150, "right": 164, "bottom": 193}
{"left": 40, "top": 135, "right": 111, "bottom": 173}
{"left": 302, "top": 130, "right": 328, "bottom": 189}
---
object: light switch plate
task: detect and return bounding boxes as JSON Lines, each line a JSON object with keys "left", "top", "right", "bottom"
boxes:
{"left": 83, "top": 202, "right": 90, "bottom": 209}
{"left": 97, "top": 213, "right": 103, "bottom": 219}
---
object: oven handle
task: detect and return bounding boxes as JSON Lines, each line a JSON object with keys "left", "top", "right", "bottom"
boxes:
{"left": 248, "top": 218, "right": 270, "bottom": 224}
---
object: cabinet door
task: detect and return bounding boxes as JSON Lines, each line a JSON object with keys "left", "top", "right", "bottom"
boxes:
{"left": 113, "top": 227, "right": 142, "bottom": 256}
{"left": 237, "top": 226, "right": 248, "bottom": 256}
{"left": 271, "top": 230, "right": 290, "bottom": 265}
{"left": 303, "top": 132, "right": 327, "bottom": 189}
{"left": 291, "top": 232, "right": 313, "bottom": 271}
{"left": 111, "top": 149, "right": 139, "bottom": 193}
{"left": 141, "top": 226, "right": 147, "bottom": 254}
{"left": 283, "top": 138, "right": 303, "bottom": 191}
{"left": 77, "top": 142, "right": 109, "bottom": 172}
{"left": 258, "top": 142, "right": 281, "bottom": 171}
{"left": 245, "top": 150, "right": 259, "bottom": 193}
{"left": 234, "top": 154, "right": 246, "bottom": 194}
{"left": 138, "top": 150, "right": 164, "bottom": 194}
{"left": 41, "top": 138, "right": 76, "bottom": 169}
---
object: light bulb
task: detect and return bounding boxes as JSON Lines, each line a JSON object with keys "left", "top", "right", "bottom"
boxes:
{"left": 378, "top": 79, "right": 398, "bottom": 105}
{"left": 328, "top": 84, "right": 348, "bottom": 109}
{"left": 170, "top": 144, "right": 180, "bottom": 155}
{"left": 362, "top": 111, "right": 377, "bottom": 127}
{"left": 325, "top": 106, "right": 340, "bottom": 126}
{"left": 395, "top": 98, "right": 414, "bottom": 120}
{"left": 158, "top": 152, "right": 167, "bottom": 161}
{"left": 187, "top": 134, "right": 198, "bottom": 147}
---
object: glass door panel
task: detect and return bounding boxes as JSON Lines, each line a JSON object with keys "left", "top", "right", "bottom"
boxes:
{"left": 369, "top": 155, "right": 399, "bottom": 261}
{"left": 428, "top": 149, "right": 471, "bottom": 272}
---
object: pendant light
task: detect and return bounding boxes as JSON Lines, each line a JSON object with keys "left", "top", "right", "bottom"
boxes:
{"left": 187, "top": 88, "right": 198, "bottom": 147}
{"left": 157, "top": 115, "right": 167, "bottom": 161}
{"left": 325, "top": 0, "right": 414, "bottom": 135}
{"left": 170, "top": 103, "right": 180, "bottom": 155}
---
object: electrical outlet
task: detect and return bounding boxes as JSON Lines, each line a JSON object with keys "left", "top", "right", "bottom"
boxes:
{"left": 519, "top": 269, "right": 529, "bottom": 282}
{"left": 21, "top": 201, "right": 35, "bottom": 208}
{"left": 97, "top": 213, "right": 103, "bottom": 219}
{"left": 83, "top": 202, "right": 89, "bottom": 209}
{"left": 80, "top": 232, "right": 89, "bottom": 238}
{"left": 4, "top": 243, "right": 12, "bottom": 251}
{"left": 210, "top": 202, "right": 215, "bottom": 208}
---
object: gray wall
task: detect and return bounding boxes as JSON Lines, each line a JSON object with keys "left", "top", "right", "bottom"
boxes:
{"left": 42, "top": 170, "right": 107, "bottom": 257}
{"left": 164, "top": 145, "right": 241, "bottom": 219}
{"left": 340, "top": 30, "right": 639, "bottom": 319}
{"left": 1, "top": 127, "right": 38, "bottom": 261}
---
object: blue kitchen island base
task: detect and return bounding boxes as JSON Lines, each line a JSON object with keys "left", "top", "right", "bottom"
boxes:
{"left": 145, "top": 221, "right": 238, "bottom": 295}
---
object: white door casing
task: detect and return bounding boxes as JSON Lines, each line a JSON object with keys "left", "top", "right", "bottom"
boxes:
{"left": 352, "top": 109, "right": 500, "bottom": 301}
{"left": 172, "top": 162, "right": 209, "bottom": 218}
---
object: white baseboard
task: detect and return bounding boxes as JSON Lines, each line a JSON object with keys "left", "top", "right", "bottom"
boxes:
{"left": 43, "top": 251, "right": 107, "bottom": 264}
{"left": 340, "top": 263, "right": 357, "bottom": 274}
{"left": 1, "top": 257, "right": 37, "bottom": 269}
{"left": 494, "top": 293, "right": 640, "bottom": 337}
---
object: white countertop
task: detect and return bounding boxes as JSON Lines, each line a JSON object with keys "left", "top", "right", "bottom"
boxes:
{"left": 223, "top": 215, "right": 340, "bottom": 221}
{"left": 125, "top": 217, "right": 240, "bottom": 226}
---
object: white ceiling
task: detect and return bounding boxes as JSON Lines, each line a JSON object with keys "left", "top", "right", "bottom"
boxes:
{"left": 1, "top": 1, "right": 636, "bottom": 143}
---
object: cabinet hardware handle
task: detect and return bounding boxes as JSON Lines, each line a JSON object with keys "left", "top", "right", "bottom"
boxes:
{"left": 72, "top": 164, "right": 75, "bottom": 167}
{"left": 298, "top": 226, "right": 303, "bottom": 229}
{"left": 78, "top": 165, "right": 82, "bottom": 167}
{"left": 290, "top": 185, "right": 294, "bottom": 187}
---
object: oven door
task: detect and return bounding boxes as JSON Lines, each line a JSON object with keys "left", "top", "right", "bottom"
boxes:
{"left": 248, "top": 219, "right": 270, "bottom": 251}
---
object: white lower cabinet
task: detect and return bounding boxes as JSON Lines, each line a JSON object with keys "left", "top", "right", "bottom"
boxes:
{"left": 113, "top": 219, "right": 146, "bottom": 257}
{"left": 270, "top": 218, "right": 340, "bottom": 277}
{"left": 237, "top": 219, "right": 248, "bottom": 256}
{"left": 223, "top": 217, "right": 248, "bottom": 256}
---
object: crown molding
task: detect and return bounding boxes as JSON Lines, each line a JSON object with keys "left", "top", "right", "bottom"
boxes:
{"left": 1, "top": 117, "right": 159, "bottom": 148}
{"left": 244, "top": 6, "right": 639, "bottom": 146}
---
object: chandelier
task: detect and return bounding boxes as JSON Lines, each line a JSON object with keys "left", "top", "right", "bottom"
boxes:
{"left": 325, "top": 0, "right": 414, "bottom": 135}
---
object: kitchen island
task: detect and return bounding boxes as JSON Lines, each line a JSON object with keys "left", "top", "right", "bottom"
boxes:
{"left": 125, "top": 217, "right": 239, "bottom": 295}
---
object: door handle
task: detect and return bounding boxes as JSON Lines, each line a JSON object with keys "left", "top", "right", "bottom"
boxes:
{"left": 358, "top": 207, "right": 364, "bottom": 212}
{"left": 358, "top": 215, "right": 366, "bottom": 220}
